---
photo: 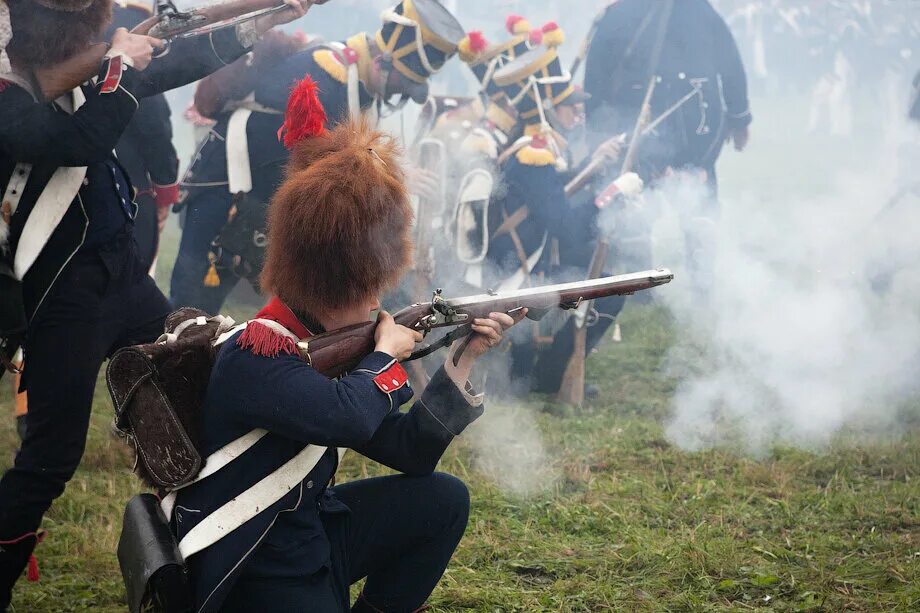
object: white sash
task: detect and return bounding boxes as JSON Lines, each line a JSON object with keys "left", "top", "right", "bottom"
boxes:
{"left": 13, "top": 88, "right": 88, "bottom": 279}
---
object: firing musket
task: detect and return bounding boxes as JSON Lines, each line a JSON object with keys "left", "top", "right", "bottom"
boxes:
{"left": 295, "top": 269, "right": 674, "bottom": 379}
{"left": 34, "top": 0, "right": 320, "bottom": 101}
{"left": 557, "top": 0, "right": 675, "bottom": 407}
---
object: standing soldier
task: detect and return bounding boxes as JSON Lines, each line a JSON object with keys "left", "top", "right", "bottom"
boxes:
{"left": 8, "top": 0, "right": 182, "bottom": 445}
{"left": 170, "top": 0, "right": 469, "bottom": 314}
{"left": 0, "top": 1, "right": 315, "bottom": 606}
{"left": 482, "top": 23, "right": 639, "bottom": 395}
{"left": 584, "top": 0, "right": 752, "bottom": 190}
{"left": 583, "top": 0, "right": 751, "bottom": 290}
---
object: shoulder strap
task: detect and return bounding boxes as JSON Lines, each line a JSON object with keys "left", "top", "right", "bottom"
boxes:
{"left": 160, "top": 317, "right": 340, "bottom": 559}
{"left": 177, "top": 443, "right": 329, "bottom": 559}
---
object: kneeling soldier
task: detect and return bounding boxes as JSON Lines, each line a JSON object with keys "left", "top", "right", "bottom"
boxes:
{"left": 172, "top": 102, "right": 522, "bottom": 611}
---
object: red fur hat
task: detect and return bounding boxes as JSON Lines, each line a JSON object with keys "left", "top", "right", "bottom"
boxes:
{"left": 261, "top": 119, "right": 414, "bottom": 317}
{"left": 6, "top": 0, "right": 112, "bottom": 68}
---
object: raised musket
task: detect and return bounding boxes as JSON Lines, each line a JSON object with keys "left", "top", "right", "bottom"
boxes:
{"left": 557, "top": 0, "right": 675, "bottom": 407}
{"left": 34, "top": 0, "right": 314, "bottom": 101}
{"left": 411, "top": 137, "right": 448, "bottom": 299}
{"left": 295, "top": 268, "right": 674, "bottom": 379}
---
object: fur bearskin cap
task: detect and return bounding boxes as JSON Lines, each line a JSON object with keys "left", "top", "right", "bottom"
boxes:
{"left": 6, "top": 0, "right": 112, "bottom": 68}
{"left": 261, "top": 119, "right": 414, "bottom": 317}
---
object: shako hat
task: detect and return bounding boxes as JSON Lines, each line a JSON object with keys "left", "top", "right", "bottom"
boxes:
{"left": 493, "top": 22, "right": 584, "bottom": 125}
{"left": 262, "top": 77, "right": 414, "bottom": 316}
{"left": 375, "top": 0, "right": 465, "bottom": 85}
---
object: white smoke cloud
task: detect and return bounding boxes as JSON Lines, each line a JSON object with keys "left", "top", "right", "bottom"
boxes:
{"left": 656, "top": 121, "right": 920, "bottom": 455}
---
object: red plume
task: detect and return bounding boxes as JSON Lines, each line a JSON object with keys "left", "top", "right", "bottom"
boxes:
{"left": 467, "top": 31, "right": 488, "bottom": 54}
{"left": 542, "top": 21, "right": 560, "bottom": 33}
{"left": 279, "top": 76, "right": 327, "bottom": 149}
{"left": 506, "top": 14, "right": 524, "bottom": 34}
{"left": 529, "top": 29, "right": 544, "bottom": 45}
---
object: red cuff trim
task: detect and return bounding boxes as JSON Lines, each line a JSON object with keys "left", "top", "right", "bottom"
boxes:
{"left": 595, "top": 181, "right": 621, "bottom": 209}
{"left": 154, "top": 183, "right": 181, "bottom": 208}
{"left": 237, "top": 321, "right": 298, "bottom": 358}
{"left": 373, "top": 362, "right": 409, "bottom": 393}
{"left": 100, "top": 56, "right": 124, "bottom": 94}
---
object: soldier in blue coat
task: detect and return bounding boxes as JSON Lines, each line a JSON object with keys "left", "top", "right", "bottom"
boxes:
{"left": 172, "top": 113, "right": 523, "bottom": 612}
{"left": 170, "top": 0, "right": 468, "bottom": 314}
{"left": 0, "top": 0, "right": 314, "bottom": 606}
{"left": 584, "top": 0, "right": 752, "bottom": 190}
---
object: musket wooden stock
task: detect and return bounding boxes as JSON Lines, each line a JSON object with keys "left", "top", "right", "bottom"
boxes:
{"left": 298, "top": 271, "right": 674, "bottom": 381}
{"left": 34, "top": 0, "right": 289, "bottom": 101}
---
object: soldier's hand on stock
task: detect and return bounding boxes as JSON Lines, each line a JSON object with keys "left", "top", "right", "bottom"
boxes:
{"left": 374, "top": 311, "right": 424, "bottom": 361}
{"left": 406, "top": 166, "right": 441, "bottom": 203}
{"left": 595, "top": 133, "right": 627, "bottom": 162}
{"left": 445, "top": 310, "right": 527, "bottom": 384}
{"left": 255, "top": 0, "right": 315, "bottom": 35}
{"left": 109, "top": 28, "right": 165, "bottom": 71}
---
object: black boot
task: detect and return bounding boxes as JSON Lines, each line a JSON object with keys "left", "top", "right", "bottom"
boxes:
{"left": 0, "top": 531, "right": 41, "bottom": 611}
{"left": 15, "top": 416, "right": 26, "bottom": 442}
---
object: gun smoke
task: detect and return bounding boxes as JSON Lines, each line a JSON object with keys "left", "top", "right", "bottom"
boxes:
{"left": 653, "top": 117, "right": 920, "bottom": 455}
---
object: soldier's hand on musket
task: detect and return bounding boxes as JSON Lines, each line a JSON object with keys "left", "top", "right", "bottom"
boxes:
{"left": 374, "top": 310, "right": 424, "bottom": 361}
{"left": 595, "top": 133, "right": 627, "bottom": 162}
{"left": 727, "top": 125, "right": 750, "bottom": 152}
{"left": 109, "top": 28, "right": 166, "bottom": 72}
{"left": 445, "top": 310, "right": 528, "bottom": 383}
{"left": 406, "top": 166, "right": 441, "bottom": 203}
{"left": 255, "top": 0, "right": 315, "bottom": 35}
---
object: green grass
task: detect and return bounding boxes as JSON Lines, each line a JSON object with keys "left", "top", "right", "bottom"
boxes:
{"left": 2, "top": 303, "right": 919, "bottom": 612}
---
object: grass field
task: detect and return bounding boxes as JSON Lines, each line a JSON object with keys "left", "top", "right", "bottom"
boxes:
{"left": 2, "top": 301, "right": 919, "bottom": 612}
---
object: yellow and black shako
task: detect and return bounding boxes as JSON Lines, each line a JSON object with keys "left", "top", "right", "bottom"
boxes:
{"left": 491, "top": 22, "right": 578, "bottom": 170}
{"left": 375, "top": 0, "right": 466, "bottom": 103}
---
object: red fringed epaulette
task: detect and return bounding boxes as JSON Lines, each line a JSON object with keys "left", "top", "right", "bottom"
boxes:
{"left": 237, "top": 321, "right": 299, "bottom": 358}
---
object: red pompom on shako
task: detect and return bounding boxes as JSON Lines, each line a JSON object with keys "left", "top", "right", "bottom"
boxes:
{"left": 466, "top": 31, "right": 488, "bottom": 54}
{"left": 278, "top": 76, "right": 328, "bottom": 149}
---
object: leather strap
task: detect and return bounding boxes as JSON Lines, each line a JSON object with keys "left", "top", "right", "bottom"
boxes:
{"left": 493, "top": 205, "right": 529, "bottom": 239}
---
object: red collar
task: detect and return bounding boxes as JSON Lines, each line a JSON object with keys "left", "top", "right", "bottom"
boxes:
{"left": 254, "top": 297, "right": 313, "bottom": 339}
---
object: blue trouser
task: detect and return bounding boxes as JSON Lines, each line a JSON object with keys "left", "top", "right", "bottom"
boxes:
{"left": 222, "top": 473, "right": 471, "bottom": 613}
{"left": 0, "top": 235, "right": 171, "bottom": 606}
{"left": 170, "top": 188, "right": 238, "bottom": 314}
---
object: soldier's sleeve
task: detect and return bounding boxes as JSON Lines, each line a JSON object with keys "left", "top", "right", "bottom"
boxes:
{"left": 712, "top": 10, "right": 752, "bottom": 129}
{"left": 125, "top": 93, "right": 180, "bottom": 205}
{"left": 212, "top": 334, "right": 416, "bottom": 450}
{"left": 0, "top": 60, "right": 138, "bottom": 166}
{"left": 353, "top": 367, "right": 485, "bottom": 476}
{"left": 129, "top": 24, "right": 255, "bottom": 98}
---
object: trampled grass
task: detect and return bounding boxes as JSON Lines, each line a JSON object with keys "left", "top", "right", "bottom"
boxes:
{"left": 2, "top": 303, "right": 918, "bottom": 612}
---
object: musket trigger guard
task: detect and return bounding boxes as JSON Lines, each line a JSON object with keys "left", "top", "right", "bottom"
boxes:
{"left": 153, "top": 40, "right": 171, "bottom": 59}
{"left": 560, "top": 297, "right": 583, "bottom": 311}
